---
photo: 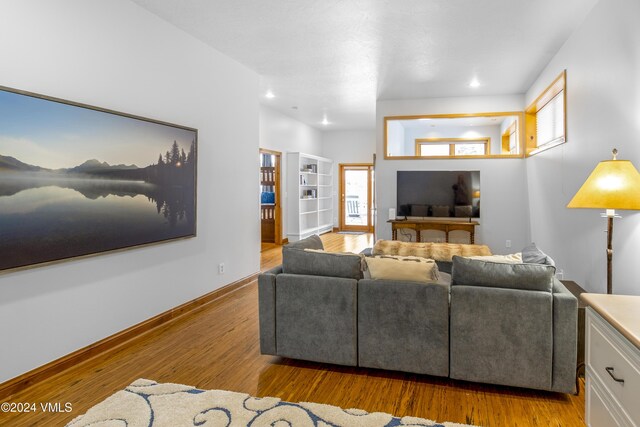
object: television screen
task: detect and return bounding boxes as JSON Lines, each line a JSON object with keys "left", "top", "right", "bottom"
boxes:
{"left": 396, "top": 171, "right": 480, "bottom": 218}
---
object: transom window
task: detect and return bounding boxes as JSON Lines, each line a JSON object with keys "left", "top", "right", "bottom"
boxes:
{"left": 415, "top": 138, "right": 489, "bottom": 157}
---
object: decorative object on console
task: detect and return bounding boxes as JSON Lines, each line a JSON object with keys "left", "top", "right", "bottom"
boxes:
{"left": 567, "top": 149, "right": 640, "bottom": 294}
{"left": 0, "top": 86, "right": 197, "bottom": 273}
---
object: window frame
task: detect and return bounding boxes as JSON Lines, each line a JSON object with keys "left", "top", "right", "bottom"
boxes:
{"left": 414, "top": 137, "right": 490, "bottom": 158}
{"left": 525, "top": 70, "right": 567, "bottom": 157}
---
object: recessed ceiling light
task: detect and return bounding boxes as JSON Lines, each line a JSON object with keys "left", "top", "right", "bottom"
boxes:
{"left": 469, "top": 78, "right": 480, "bottom": 88}
{"left": 265, "top": 90, "right": 275, "bottom": 99}
{"left": 322, "top": 117, "right": 329, "bottom": 126}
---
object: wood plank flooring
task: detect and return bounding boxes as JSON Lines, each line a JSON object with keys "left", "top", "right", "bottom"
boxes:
{"left": 0, "top": 232, "right": 585, "bottom": 426}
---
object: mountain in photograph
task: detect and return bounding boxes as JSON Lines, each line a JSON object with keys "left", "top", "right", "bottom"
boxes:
{"left": 66, "top": 159, "right": 139, "bottom": 173}
{"left": 0, "top": 154, "right": 48, "bottom": 171}
{"left": 1, "top": 140, "right": 195, "bottom": 187}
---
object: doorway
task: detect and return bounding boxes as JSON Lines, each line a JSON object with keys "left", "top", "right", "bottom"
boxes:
{"left": 260, "top": 149, "right": 282, "bottom": 249}
{"left": 339, "top": 163, "right": 374, "bottom": 233}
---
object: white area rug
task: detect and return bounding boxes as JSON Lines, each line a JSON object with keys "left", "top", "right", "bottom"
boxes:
{"left": 66, "top": 378, "right": 478, "bottom": 426}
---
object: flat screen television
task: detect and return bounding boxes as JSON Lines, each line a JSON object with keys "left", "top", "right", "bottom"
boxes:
{"left": 396, "top": 171, "right": 480, "bottom": 218}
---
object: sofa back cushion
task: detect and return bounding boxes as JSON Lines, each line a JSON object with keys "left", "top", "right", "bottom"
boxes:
{"left": 451, "top": 256, "right": 555, "bottom": 292}
{"left": 466, "top": 253, "right": 523, "bottom": 264}
{"left": 282, "top": 248, "right": 363, "bottom": 279}
{"left": 365, "top": 255, "right": 440, "bottom": 283}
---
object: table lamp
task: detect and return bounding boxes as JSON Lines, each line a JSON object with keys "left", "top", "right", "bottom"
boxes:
{"left": 567, "top": 149, "right": 640, "bottom": 294}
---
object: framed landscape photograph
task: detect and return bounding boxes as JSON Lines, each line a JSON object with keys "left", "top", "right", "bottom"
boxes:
{"left": 0, "top": 86, "right": 197, "bottom": 273}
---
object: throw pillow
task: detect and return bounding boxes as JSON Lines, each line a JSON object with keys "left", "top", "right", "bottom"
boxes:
{"left": 282, "top": 234, "right": 324, "bottom": 251}
{"left": 467, "top": 253, "right": 523, "bottom": 264}
{"left": 282, "top": 248, "right": 363, "bottom": 279}
{"left": 522, "top": 243, "right": 556, "bottom": 266}
{"left": 364, "top": 255, "right": 440, "bottom": 283}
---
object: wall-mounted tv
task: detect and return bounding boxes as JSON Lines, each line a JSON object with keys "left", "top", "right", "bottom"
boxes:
{"left": 397, "top": 171, "right": 480, "bottom": 218}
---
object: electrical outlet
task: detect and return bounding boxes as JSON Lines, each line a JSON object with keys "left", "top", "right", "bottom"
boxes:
{"left": 218, "top": 263, "right": 225, "bottom": 275}
{"left": 505, "top": 240, "right": 512, "bottom": 248}
{"left": 556, "top": 269, "right": 564, "bottom": 280}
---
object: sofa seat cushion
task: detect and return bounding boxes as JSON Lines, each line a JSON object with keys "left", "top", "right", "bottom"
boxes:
{"left": 373, "top": 240, "right": 491, "bottom": 262}
{"left": 364, "top": 255, "right": 440, "bottom": 283}
{"left": 282, "top": 248, "right": 364, "bottom": 279}
{"left": 451, "top": 256, "right": 555, "bottom": 292}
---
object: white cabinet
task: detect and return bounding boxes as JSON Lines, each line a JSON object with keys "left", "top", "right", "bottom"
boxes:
{"left": 287, "top": 152, "right": 333, "bottom": 242}
{"left": 585, "top": 307, "right": 640, "bottom": 427}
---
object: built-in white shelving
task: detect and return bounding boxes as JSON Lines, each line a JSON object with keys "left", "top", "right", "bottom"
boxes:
{"left": 287, "top": 152, "right": 334, "bottom": 242}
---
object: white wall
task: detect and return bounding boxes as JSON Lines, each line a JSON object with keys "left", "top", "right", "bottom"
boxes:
{"left": 525, "top": 0, "right": 640, "bottom": 295}
{"left": 0, "top": 0, "right": 260, "bottom": 382}
{"left": 321, "top": 130, "right": 376, "bottom": 226}
{"left": 386, "top": 121, "right": 405, "bottom": 156}
{"left": 376, "top": 95, "right": 531, "bottom": 251}
{"left": 259, "top": 105, "right": 323, "bottom": 239}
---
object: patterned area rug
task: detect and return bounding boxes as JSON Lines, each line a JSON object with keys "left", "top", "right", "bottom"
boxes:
{"left": 66, "top": 379, "right": 478, "bottom": 426}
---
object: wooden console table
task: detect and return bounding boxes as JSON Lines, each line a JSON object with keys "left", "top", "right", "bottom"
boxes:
{"left": 388, "top": 219, "right": 479, "bottom": 244}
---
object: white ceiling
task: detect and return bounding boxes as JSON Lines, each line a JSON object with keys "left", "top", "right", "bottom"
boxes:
{"left": 130, "top": 0, "right": 598, "bottom": 130}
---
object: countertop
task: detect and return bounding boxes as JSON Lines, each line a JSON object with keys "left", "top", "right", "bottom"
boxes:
{"left": 581, "top": 293, "right": 640, "bottom": 351}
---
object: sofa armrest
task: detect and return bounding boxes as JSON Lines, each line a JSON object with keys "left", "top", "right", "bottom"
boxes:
{"left": 258, "top": 265, "right": 282, "bottom": 355}
{"left": 551, "top": 278, "right": 578, "bottom": 393}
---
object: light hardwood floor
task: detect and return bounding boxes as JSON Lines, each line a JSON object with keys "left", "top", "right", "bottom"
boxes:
{"left": 1, "top": 232, "right": 585, "bottom": 426}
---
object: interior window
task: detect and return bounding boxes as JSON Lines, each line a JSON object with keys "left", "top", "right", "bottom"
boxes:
{"left": 419, "top": 144, "right": 450, "bottom": 156}
{"left": 526, "top": 70, "right": 566, "bottom": 156}
{"left": 416, "top": 138, "right": 488, "bottom": 157}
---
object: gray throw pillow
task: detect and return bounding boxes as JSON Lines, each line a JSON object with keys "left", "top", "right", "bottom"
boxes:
{"left": 283, "top": 234, "right": 324, "bottom": 251}
{"left": 522, "top": 243, "right": 556, "bottom": 267}
{"left": 451, "top": 256, "right": 555, "bottom": 292}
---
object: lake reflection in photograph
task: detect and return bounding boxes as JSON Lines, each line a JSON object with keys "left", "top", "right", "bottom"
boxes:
{"left": 0, "top": 87, "right": 197, "bottom": 272}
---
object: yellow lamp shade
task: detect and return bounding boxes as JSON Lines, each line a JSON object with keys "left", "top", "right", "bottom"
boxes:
{"left": 567, "top": 159, "right": 640, "bottom": 210}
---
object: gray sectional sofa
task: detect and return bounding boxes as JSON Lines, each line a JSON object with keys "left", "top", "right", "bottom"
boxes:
{"left": 258, "top": 235, "right": 577, "bottom": 394}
